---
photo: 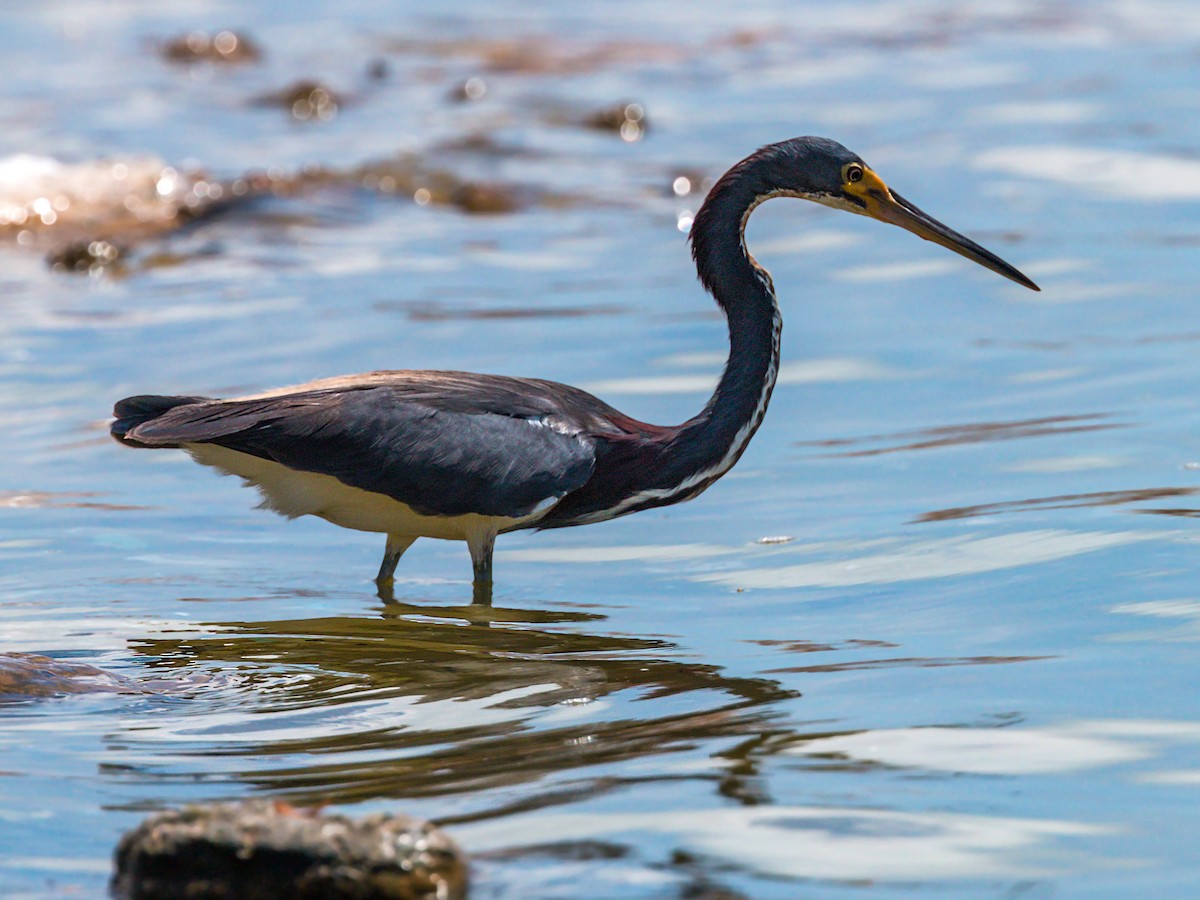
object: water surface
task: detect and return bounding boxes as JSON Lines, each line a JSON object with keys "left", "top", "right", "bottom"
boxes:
{"left": 2, "top": 1, "right": 1200, "bottom": 897}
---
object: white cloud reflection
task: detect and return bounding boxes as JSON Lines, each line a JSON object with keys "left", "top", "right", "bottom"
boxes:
{"left": 501, "top": 543, "right": 738, "bottom": 564}
{"left": 1003, "top": 454, "right": 1126, "bottom": 473}
{"left": 834, "top": 259, "right": 964, "bottom": 282}
{"left": 974, "top": 101, "right": 1102, "bottom": 125}
{"left": 508, "top": 530, "right": 1171, "bottom": 592}
{"left": 792, "top": 719, "right": 1200, "bottom": 792}
{"left": 976, "top": 146, "right": 1200, "bottom": 200}
{"left": 791, "top": 726, "right": 1150, "bottom": 775}
{"left": 1108, "top": 599, "right": 1200, "bottom": 642}
{"left": 455, "top": 716, "right": 1200, "bottom": 882}
{"left": 457, "top": 805, "right": 1110, "bottom": 882}
{"left": 1137, "top": 770, "right": 1200, "bottom": 786}
{"left": 699, "top": 529, "right": 1160, "bottom": 590}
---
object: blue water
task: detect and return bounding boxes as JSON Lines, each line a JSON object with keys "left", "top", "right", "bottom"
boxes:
{"left": 2, "top": 1, "right": 1200, "bottom": 896}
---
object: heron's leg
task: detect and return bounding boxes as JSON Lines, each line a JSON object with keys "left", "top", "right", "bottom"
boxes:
{"left": 375, "top": 534, "right": 416, "bottom": 601}
{"left": 467, "top": 530, "right": 496, "bottom": 606}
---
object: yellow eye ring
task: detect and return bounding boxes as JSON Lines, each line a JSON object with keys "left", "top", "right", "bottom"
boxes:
{"left": 846, "top": 164, "right": 864, "bottom": 184}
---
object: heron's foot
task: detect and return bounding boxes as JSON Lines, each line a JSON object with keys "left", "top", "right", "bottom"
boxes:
{"left": 467, "top": 530, "right": 496, "bottom": 605}
{"left": 375, "top": 574, "right": 396, "bottom": 603}
{"left": 471, "top": 578, "right": 494, "bottom": 606}
{"left": 375, "top": 535, "right": 415, "bottom": 604}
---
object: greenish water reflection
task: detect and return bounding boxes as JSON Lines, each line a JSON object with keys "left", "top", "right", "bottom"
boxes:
{"left": 128, "top": 601, "right": 794, "bottom": 809}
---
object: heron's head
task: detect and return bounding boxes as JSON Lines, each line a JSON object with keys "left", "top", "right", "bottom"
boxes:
{"left": 763, "top": 137, "right": 1039, "bottom": 291}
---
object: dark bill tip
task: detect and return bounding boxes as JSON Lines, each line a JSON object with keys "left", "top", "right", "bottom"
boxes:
{"left": 882, "top": 191, "right": 1040, "bottom": 292}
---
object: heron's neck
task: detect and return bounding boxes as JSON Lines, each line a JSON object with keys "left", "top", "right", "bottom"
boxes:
{"left": 540, "top": 163, "right": 784, "bottom": 527}
{"left": 666, "top": 170, "right": 784, "bottom": 488}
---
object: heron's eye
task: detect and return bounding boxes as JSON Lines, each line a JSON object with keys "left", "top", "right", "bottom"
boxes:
{"left": 846, "top": 165, "right": 864, "bottom": 184}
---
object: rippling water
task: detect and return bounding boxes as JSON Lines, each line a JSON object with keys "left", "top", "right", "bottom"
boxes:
{"left": 3, "top": 1, "right": 1200, "bottom": 896}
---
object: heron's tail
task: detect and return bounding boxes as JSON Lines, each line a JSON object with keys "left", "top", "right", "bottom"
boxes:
{"left": 111, "top": 395, "right": 211, "bottom": 447}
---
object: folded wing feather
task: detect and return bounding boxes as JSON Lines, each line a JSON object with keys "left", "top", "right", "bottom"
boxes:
{"left": 115, "top": 377, "right": 603, "bottom": 520}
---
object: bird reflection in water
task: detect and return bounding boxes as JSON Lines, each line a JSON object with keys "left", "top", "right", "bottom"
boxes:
{"left": 127, "top": 596, "right": 795, "bottom": 809}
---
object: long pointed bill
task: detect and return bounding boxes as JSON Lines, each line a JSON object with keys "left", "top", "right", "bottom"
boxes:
{"left": 876, "top": 190, "right": 1038, "bottom": 290}
{"left": 850, "top": 170, "right": 1039, "bottom": 290}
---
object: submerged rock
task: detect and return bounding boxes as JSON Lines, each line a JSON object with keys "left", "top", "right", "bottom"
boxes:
{"left": 356, "top": 156, "right": 537, "bottom": 214}
{"left": 583, "top": 102, "right": 647, "bottom": 142}
{"left": 0, "top": 652, "right": 144, "bottom": 700}
{"left": 254, "top": 80, "right": 343, "bottom": 122}
{"left": 46, "top": 238, "right": 124, "bottom": 274}
{"left": 161, "top": 30, "right": 261, "bottom": 65}
{"left": 448, "top": 76, "right": 488, "bottom": 103}
{"left": 366, "top": 58, "right": 391, "bottom": 81}
{"left": 388, "top": 36, "right": 684, "bottom": 75}
{"left": 450, "top": 181, "right": 521, "bottom": 214}
{"left": 112, "top": 800, "right": 467, "bottom": 900}
{"left": 0, "top": 154, "right": 249, "bottom": 248}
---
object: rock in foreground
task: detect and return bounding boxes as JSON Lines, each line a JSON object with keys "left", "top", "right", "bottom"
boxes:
{"left": 112, "top": 800, "right": 467, "bottom": 900}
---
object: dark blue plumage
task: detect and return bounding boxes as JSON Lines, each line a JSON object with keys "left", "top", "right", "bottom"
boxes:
{"left": 116, "top": 377, "right": 602, "bottom": 519}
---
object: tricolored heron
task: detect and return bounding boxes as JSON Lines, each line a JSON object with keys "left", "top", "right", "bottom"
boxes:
{"left": 112, "top": 137, "right": 1038, "bottom": 602}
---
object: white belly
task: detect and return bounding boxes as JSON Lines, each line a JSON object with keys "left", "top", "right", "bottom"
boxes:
{"left": 184, "top": 444, "right": 534, "bottom": 541}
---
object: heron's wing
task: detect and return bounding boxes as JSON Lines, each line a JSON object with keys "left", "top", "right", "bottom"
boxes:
{"left": 115, "top": 377, "right": 603, "bottom": 519}
{"left": 231, "top": 370, "right": 627, "bottom": 421}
